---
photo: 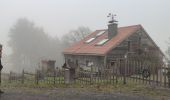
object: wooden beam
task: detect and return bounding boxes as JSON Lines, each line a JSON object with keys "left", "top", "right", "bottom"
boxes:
{"left": 104, "top": 55, "right": 107, "bottom": 68}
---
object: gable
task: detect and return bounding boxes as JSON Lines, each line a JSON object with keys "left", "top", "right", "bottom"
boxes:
{"left": 107, "top": 27, "right": 164, "bottom": 57}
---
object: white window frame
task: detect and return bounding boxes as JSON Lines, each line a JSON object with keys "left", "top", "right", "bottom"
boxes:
{"left": 85, "top": 37, "right": 95, "bottom": 43}
{"left": 96, "top": 39, "right": 109, "bottom": 45}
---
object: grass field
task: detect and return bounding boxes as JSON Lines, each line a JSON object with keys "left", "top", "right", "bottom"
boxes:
{"left": 1, "top": 80, "right": 170, "bottom": 100}
{"left": 2, "top": 72, "right": 170, "bottom": 100}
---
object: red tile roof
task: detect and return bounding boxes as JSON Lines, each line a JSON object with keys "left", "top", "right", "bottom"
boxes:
{"left": 63, "top": 25, "right": 142, "bottom": 56}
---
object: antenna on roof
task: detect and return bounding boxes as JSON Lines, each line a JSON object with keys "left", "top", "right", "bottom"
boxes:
{"left": 107, "top": 13, "right": 118, "bottom": 24}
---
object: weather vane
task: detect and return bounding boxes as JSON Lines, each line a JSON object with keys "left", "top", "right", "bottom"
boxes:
{"left": 107, "top": 13, "right": 117, "bottom": 24}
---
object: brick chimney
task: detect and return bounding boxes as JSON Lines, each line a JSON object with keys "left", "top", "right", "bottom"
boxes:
{"left": 107, "top": 13, "right": 118, "bottom": 39}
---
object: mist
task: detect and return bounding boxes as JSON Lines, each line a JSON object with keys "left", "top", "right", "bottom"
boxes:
{"left": 0, "top": 0, "right": 170, "bottom": 73}
{"left": 2, "top": 18, "right": 91, "bottom": 73}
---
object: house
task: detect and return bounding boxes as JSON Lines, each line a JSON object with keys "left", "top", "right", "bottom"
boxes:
{"left": 63, "top": 16, "right": 165, "bottom": 79}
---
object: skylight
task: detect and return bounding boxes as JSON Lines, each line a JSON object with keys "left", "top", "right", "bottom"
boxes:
{"left": 96, "top": 31, "right": 105, "bottom": 36}
{"left": 96, "top": 39, "right": 109, "bottom": 45}
{"left": 85, "top": 37, "right": 95, "bottom": 43}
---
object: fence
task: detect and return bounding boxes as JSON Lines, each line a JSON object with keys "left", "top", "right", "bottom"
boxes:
{"left": 8, "top": 69, "right": 65, "bottom": 85}
{"left": 5, "top": 60, "right": 170, "bottom": 88}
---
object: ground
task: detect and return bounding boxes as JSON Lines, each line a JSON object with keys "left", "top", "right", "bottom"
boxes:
{"left": 1, "top": 81, "right": 170, "bottom": 100}
{"left": 0, "top": 88, "right": 154, "bottom": 100}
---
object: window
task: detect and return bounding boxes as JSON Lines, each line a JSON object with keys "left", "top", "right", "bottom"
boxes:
{"left": 96, "top": 39, "right": 109, "bottom": 45}
{"left": 96, "top": 31, "right": 105, "bottom": 36}
{"left": 85, "top": 37, "right": 95, "bottom": 43}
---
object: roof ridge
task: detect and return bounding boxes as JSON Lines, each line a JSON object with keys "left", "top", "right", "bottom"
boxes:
{"left": 118, "top": 24, "right": 141, "bottom": 28}
{"left": 95, "top": 24, "right": 141, "bottom": 31}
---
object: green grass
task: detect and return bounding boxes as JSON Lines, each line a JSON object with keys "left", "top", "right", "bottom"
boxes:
{"left": 1, "top": 82, "right": 169, "bottom": 100}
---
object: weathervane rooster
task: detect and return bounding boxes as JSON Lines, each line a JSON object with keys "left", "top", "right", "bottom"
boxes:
{"left": 107, "top": 13, "right": 118, "bottom": 24}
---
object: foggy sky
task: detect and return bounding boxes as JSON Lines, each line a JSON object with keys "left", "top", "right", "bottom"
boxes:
{"left": 0, "top": 0, "right": 170, "bottom": 55}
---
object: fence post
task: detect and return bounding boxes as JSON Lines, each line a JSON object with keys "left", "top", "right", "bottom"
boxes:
{"left": 9, "top": 71, "right": 12, "bottom": 83}
{"left": 22, "top": 69, "right": 24, "bottom": 84}
{"left": 0, "top": 70, "right": 1, "bottom": 85}
{"left": 54, "top": 69, "right": 56, "bottom": 85}
{"left": 167, "top": 68, "right": 170, "bottom": 88}
{"left": 90, "top": 65, "right": 92, "bottom": 84}
{"left": 35, "top": 70, "right": 39, "bottom": 85}
{"left": 164, "top": 69, "right": 167, "bottom": 87}
{"left": 116, "top": 61, "right": 119, "bottom": 84}
{"left": 123, "top": 59, "right": 127, "bottom": 84}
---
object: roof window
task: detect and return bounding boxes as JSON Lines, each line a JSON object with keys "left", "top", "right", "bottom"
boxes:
{"left": 96, "top": 39, "right": 109, "bottom": 45}
{"left": 85, "top": 37, "right": 95, "bottom": 43}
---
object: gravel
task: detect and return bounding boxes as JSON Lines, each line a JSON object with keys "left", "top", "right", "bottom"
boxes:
{"left": 0, "top": 88, "right": 154, "bottom": 100}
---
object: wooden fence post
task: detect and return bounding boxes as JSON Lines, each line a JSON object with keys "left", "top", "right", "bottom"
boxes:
{"left": 167, "top": 68, "right": 170, "bottom": 88}
{"left": 164, "top": 68, "right": 167, "bottom": 87}
{"left": 115, "top": 61, "right": 119, "bottom": 84}
{"left": 90, "top": 66, "right": 92, "bottom": 84}
{"left": 0, "top": 70, "right": 1, "bottom": 85}
{"left": 9, "top": 71, "right": 12, "bottom": 83}
{"left": 22, "top": 69, "right": 24, "bottom": 84}
{"left": 123, "top": 59, "right": 127, "bottom": 84}
{"left": 54, "top": 69, "right": 56, "bottom": 85}
{"left": 35, "top": 70, "right": 39, "bottom": 85}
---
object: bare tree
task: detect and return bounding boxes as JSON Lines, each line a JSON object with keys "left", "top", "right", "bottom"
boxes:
{"left": 61, "top": 26, "right": 92, "bottom": 48}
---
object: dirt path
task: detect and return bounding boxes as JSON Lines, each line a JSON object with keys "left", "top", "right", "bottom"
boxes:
{"left": 0, "top": 88, "right": 155, "bottom": 100}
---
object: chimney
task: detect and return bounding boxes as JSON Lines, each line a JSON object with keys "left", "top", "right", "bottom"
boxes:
{"left": 107, "top": 13, "right": 118, "bottom": 39}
